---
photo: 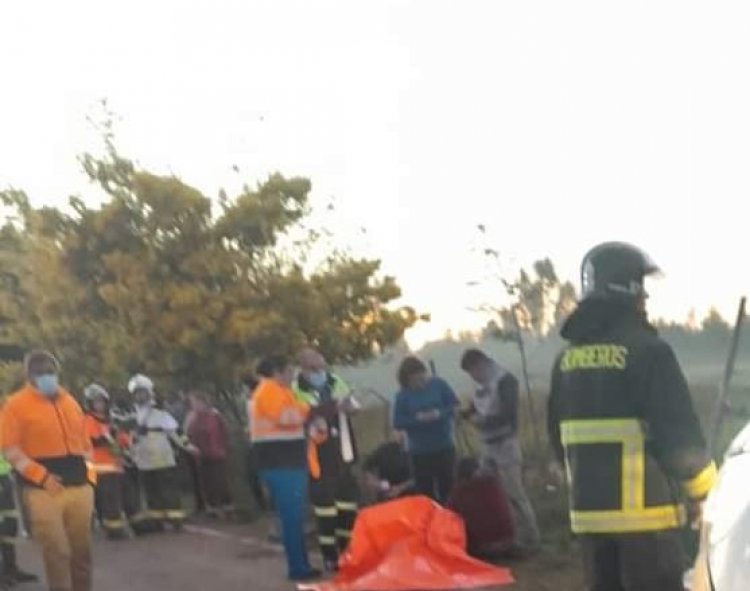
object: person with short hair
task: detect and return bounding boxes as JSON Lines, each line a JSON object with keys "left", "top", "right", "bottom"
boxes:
{"left": 362, "top": 431, "right": 415, "bottom": 503}
{"left": 392, "top": 356, "right": 458, "bottom": 504}
{"left": 293, "top": 347, "right": 359, "bottom": 572}
{"left": 460, "top": 348, "right": 540, "bottom": 551}
{"left": 2, "top": 350, "right": 94, "bottom": 591}
{"left": 250, "top": 355, "right": 319, "bottom": 582}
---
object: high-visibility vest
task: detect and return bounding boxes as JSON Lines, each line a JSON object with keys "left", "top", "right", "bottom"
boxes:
{"left": 250, "top": 379, "right": 309, "bottom": 445}
{"left": 294, "top": 373, "right": 356, "bottom": 478}
{"left": 1, "top": 384, "right": 91, "bottom": 487}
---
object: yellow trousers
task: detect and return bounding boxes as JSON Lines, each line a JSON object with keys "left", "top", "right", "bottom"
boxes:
{"left": 23, "top": 485, "right": 94, "bottom": 591}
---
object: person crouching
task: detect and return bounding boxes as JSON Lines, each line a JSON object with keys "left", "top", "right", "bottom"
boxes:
{"left": 447, "top": 457, "right": 515, "bottom": 560}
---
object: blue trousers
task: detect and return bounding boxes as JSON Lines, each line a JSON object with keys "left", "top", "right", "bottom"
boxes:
{"left": 260, "top": 468, "right": 312, "bottom": 579}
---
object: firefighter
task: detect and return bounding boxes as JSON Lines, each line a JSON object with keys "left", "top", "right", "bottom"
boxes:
{"left": 83, "top": 384, "right": 128, "bottom": 540}
{"left": 293, "top": 348, "right": 359, "bottom": 573}
{"left": 128, "top": 374, "right": 198, "bottom": 531}
{"left": 547, "top": 242, "right": 718, "bottom": 591}
{"left": 110, "top": 393, "right": 151, "bottom": 535}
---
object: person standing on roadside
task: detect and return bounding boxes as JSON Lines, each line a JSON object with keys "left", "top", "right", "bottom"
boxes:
{"left": 460, "top": 348, "right": 540, "bottom": 552}
{"left": 392, "top": 356, "right": 458, "bottom": 504}
{"left": 2, "top": 350, "right": 94, "bottom": 591}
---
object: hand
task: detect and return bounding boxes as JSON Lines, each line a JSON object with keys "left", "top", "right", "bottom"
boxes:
{"left": 42, "top": 474, "right": 64, "bottom": 495}
{"left": 186, "top": 444, "right": 201, "bottom": 458}
{"left": 417, "top": 409, "right": 440, "bottom": 422}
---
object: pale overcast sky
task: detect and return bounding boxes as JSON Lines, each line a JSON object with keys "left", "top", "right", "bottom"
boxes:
{"left": 1, "top": 1, "right": 749, "bottom": 347}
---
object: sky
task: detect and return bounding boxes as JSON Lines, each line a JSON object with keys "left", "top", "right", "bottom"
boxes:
{"left": 2, "top": 1, "right": 750, "bottom": 349}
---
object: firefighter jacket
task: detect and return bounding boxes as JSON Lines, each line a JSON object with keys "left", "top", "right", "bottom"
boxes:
{"left": 548, "top": 297, "right": 717, "bottom": 535}
{"left": 131, "top": 404, "right": 182, "bottom": 471}
{"left": 294, "top": 373, "right": 358, "bottom": 479}
{"left": 1, "top": 384, "right": 92, "bottom": 487}
{"left": 84, "top": 413, "right": 126, "bottom": 474}
{"left": 250, "top": 378, "right": 310, "bottom": 471}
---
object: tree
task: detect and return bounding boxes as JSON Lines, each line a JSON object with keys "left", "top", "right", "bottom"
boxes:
{"left": 0, "top": 139, "right": 418, "bottom": 398}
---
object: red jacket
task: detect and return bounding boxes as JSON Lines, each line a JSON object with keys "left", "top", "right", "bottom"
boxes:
{"left": 447, "top": 476, "right": 514, "bottom": 556}
{"left": 187, "top": 409, "right": 229, "bottom": 460}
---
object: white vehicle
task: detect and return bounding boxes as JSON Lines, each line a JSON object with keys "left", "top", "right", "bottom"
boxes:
{"left": 690, "top": 422, "right": 750, "bottom": 590}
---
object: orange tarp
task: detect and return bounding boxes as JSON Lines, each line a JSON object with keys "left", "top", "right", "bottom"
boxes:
{"left": 300, "top": 496, "right": 514, "bottom": 591}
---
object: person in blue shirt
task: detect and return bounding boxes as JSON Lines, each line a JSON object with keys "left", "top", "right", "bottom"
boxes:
{"left": 392, "top": 356, "right": 458, "bottom": 504}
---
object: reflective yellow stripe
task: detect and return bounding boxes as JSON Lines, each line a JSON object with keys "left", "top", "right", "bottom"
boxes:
{"left": 571, "top": 505, "right": 686, "bottom": 534}
{"left": 314, "top": 506, "right": 337, "bottom": 517}
{"left": 684, "top": 462, "right": 718, "bottom": 499}
{"left": 335, "top": 501, "right": 357, "bottom": 512}
{"left": 147, "top": 510, "right": 166, "bottom": 519}
{"left": 318, "top": 536, "right": 336, "bottom": 546}
{"left": 335, "top": 529, "right": 352, "bottom": 539}
{"left": 93, "top": 464, "right": 122, "bottom": 474}
{"left": 166, "top": 510, "right": 185, "bottom": 520}
{"left": 0, "top": 537, "right": 15, "bottom": 545}
{"left": 561, "top": 418, "right": 645, "bottom": 511}
{"left": 129, "top": 512, "right": 150, "bottom": 523}
{"left": 102, "top": 519, "right": 126, "bottom": 529}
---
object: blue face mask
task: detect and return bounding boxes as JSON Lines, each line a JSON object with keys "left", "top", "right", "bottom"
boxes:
{"left": 308, "top": 371, "right": 328, "bottom": 389}
{"left": 34, "top": 373, "right": 59, "bottom": 397}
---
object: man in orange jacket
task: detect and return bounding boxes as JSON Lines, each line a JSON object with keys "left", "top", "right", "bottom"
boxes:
{"left": 1, "top": 350, "right": 94, "bottom": 591}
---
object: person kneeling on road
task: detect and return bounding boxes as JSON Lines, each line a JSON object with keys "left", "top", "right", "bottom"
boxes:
{"left": 447, "top": 457, "right": 515, "bottom": 561}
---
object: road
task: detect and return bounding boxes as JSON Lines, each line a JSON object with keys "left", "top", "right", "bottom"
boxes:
{"left": 15, "top": 519, "right": 296, "bottom": 591}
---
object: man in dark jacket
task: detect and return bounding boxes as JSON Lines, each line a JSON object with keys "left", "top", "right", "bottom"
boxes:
{"left": 548, "top": 242, "right": 717, "bottom": 591}
{"left": 461, "top": 348, "right": 540, "bottom": 552}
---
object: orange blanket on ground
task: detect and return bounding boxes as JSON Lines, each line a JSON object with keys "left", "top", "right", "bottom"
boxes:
{"left": 300, "top": 496, "right": 514, "bottom": 591}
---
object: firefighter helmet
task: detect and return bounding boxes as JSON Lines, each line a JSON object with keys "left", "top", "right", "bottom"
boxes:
{"left": 84, "top": 383, "right": 110, "bottom": 401}
{"left": 581, "top": 242, "right": 660, "bottom": 299}
{"left": 127, "top": 373, "right": 154, "bottom": 395}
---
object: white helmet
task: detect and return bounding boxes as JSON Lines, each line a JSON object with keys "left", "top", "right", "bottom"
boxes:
{"left": 84, "top": 383, "right": 110, "bottom": 401}
{"left": 127, "top": 374, "right": 154, "bottom": 395}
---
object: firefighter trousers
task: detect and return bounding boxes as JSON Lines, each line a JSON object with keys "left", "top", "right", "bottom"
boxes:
{"left": 310, "top": 467, "right": 359, "bottom": 565}
{"left": 141, "top": 467, "right": 185, "bottom": 526}
{"left": 94, "top": 472, "right": 126, "bottom": 538}
{"left": 580, "top": 530, "right": 686, "bottom": 591}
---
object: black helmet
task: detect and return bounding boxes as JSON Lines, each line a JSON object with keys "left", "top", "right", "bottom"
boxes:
{"left": 581, "top": 242, "right": 660, "bottom": 299}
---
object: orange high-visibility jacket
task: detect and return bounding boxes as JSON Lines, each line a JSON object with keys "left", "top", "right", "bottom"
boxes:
{"left": 84, "top": 414, "right": 123, "bottom": 474}
{"left": 250, "top": 378, "right": 315, "bottom": 472}
{"left": 1, "top": 384, "right": 92, "bottom": 487}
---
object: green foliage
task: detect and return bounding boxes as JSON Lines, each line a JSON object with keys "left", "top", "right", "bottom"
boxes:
{"left": 0, "top": 140, "right": 418, "bottom": 397}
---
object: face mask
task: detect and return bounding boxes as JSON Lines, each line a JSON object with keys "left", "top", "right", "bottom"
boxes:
{"left": 34, "top": 373, "right": 59, "bottom": 397}
{"left": 308, "top": 370, "right": 328, "bottom": 389}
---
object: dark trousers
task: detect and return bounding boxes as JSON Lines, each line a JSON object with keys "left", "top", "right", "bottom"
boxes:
{"left": 197, "top": 458, "right": 232, "bottom": 510}
{"left": 580, "top": 531, "right": 686, "bottom": 591}
{"left": 186, "top": 453, "right": 206, "bottom": 513}
{"left": 310, "top": 466, "right": 359, "bottom": 564}
{"left": 260, "top": 468, "right": 312, "bottom": 579}
{"left": 411, "top": 448, "right": 455, "bottom": 504}
{"left": 0, "top": 475, "right": 19, "bottom": 572}
{"left": 94, "top": 473, "right": 126, "bottom": 536}
{"left": 141, "top": 468, "right": 185, "bottom": 524}
{"left": 246, "top": 445, "right": 268, "bottom": 511}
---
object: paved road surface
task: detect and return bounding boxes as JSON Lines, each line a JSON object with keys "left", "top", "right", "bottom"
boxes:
{"left": 15, "top": 521, "right": 297, "bottom": 591}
